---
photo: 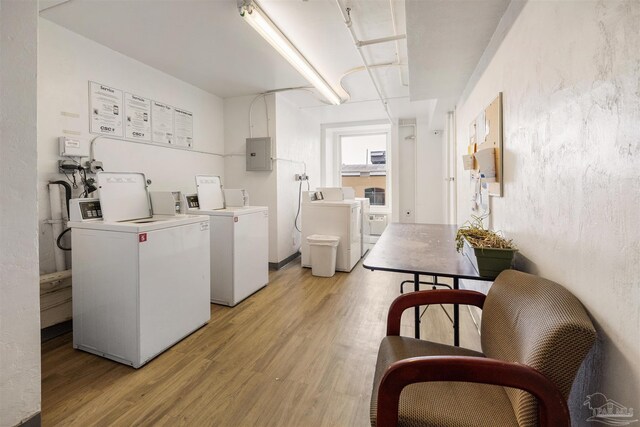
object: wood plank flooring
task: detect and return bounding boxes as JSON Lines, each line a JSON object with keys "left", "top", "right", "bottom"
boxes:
{"left": 41, "top": 260, "right": 481, "bottom": 426}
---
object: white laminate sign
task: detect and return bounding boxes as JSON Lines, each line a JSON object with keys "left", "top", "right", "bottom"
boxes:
{"left": 152, "top": 101, "right": 174, "bottom": 144}
{"left": 125, "top": 93, "right": 151, "bottom": 141}
{"left": 174, "top": 108, "right": 193, "bottom": 148}
{"left": 89, "top": 82, "right": 123, "bottom": 136}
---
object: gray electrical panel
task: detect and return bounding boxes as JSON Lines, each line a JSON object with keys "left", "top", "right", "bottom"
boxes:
{"left": 246, "top": 137, "right": 272, "bottom": 171}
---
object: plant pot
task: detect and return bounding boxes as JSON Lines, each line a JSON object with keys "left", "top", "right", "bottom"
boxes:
{"left": 462, "top": 237, "right": 517, "bottom": 279}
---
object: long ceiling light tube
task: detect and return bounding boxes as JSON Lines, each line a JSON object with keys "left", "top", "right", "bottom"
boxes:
{"left": 238, "top": 0, "right": 342, "bottom": 105}
{"left": 335, "top": 0, "right": 393, "bottom": 123}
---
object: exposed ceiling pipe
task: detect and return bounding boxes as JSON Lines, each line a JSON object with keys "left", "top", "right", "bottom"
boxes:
{"left": 338, "top": 62, "right": 401, "bottom": 102}
{"left": 356, "top": 34, "right": 406, "bottom": 48}
{"left": 335, "top": 0, "right": 393, "bottom": 124}
{"left": 388, "top": 0, "right": 408, "bottom": 87}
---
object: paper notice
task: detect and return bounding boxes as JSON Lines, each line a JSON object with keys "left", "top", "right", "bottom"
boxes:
{"left": 125, "top": 93, "right": 151, "bottom": 141}
{"left": 174, "top": 108, "right": 193, "bottom": 148}
{"left": 152, "top": 101, "right": 174, "bottom": 144}
{"left": 89, "top": 82, "right": 123, "bottom": 136}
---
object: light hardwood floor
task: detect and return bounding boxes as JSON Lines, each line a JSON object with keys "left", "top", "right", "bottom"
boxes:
{"left": 41, "top": 260, "right": 481, "bottom": 426}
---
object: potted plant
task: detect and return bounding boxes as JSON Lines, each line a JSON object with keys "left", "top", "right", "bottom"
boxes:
{"left": 455, "top": 216, "right": 517, "bottom": 279}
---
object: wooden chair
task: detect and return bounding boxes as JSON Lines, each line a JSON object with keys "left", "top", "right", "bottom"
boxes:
{"left": 370, "top": 270, "right": 596, "bottom": 427}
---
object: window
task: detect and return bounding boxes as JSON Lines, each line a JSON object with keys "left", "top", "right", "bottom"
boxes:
{"left": 364, "top": 187, "right": 386, "bottom": 206}
{"left": 370, "top": 151, "right": 386, "bottom": 164}
{"left": 339, "top": 133, "right": 389, "bottom": 208}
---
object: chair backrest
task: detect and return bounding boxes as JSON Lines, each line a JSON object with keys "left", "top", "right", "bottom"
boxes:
{"left": 481, "top": 270, "right": 596, "bottom": 427}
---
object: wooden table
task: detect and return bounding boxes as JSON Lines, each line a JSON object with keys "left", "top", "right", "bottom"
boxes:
{"left": 363, "top": 223, "right": 492, "bottom": 345}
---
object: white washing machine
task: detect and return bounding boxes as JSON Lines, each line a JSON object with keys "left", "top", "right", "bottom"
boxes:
{"left": 68, "top": 172, "right": 211, "bottom": 368}
{"left": 355, "top": 197, "right": 370, "bottom": 257}
{"left": 188, "top": 176, "right": 269, "bottom": 306}
{"left": 301, "top": 194, "right": 361, "bottom": 272}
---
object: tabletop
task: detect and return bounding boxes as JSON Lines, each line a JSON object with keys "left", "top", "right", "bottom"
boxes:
{"left": 363, "top": 223, "right": 489, "bottom": 280}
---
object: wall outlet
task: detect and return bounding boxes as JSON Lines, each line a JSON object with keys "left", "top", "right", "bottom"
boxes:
{"left": 295, "top": 173, "right": 309, "bottom": 181}
{"left": 88, "top": 160, "right": 104, "bottom": 174}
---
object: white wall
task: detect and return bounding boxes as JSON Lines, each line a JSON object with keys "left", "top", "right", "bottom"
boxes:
{"left": 224, "top": 94, "right": 279, "bottom": 263}
{"left": 398, "top": 124, "right": 416, "bottom": 223}
{"left": 275, "top": 93, "right": 321, "bottom": 262}
{"left": 305, "top": 99, "right": 388, "bottom": 125}
{"left": 223, "top": 92, "right": 321, "bottom": 264}
{"left": 0, "top": 1, "right": 41, "bottom": 425}
{"left": 415, "top": 121, "right": 446, "bottom": 224}
{"left": 38, "top": 19, "right": 225, "bottom": 273}
{"left": 455, "top": 0, "right": 640, "bottom": 420}
{"left": 395, "top": 116, "right": 446, "bottom": 225}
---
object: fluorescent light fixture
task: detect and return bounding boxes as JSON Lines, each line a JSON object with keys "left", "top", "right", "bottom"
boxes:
{"left": 239, "top": 0, "right": 342, "bottom": 105}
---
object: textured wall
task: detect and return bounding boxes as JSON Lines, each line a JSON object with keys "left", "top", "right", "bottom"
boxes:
{"left": 456, "top": 1, "right": 640, "bottom": 423}
{"left": 0, "top": 1, "right": 41, "bottom": 425}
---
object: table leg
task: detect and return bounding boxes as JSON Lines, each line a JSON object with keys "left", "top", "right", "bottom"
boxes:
{"left": 453, "top": 277, "right": 459, "bottom": 346}
{"left": 414, "top": 273, "right": 420, "bottom": 339}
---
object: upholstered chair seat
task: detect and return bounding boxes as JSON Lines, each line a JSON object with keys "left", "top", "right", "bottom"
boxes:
{"left": 370, "top": 270, "right": 596, "bottom": 427}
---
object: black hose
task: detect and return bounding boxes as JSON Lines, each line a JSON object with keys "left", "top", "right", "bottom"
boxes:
{"left": 56, "top": 227, "right": 72, "bottom": 251}
{"left": 50, "top": 181, "right": 74, "bottom": 252}
{"left": 49, "top": 180, "right": 72, "bottom": 217}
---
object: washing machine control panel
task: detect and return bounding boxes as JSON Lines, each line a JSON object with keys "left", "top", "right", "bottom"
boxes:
{"left": 185, "top": 194, "right": 200, "bottom": 209}
{"left": 70, "top": 198, "right": 103, "bottom": 221}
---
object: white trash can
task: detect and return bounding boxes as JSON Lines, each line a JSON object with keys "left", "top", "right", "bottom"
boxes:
{"left": 307, "top": 234, "right": 340, "bottom": 277}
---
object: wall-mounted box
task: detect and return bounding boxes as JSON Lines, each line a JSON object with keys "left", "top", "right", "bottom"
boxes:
{"left": 246, "top": 137, "right": 272, "bottom": 171}
{"left": 59, "top": 136, "right": 89, "bottom": 157}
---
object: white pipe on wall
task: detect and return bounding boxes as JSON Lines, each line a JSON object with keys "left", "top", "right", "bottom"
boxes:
{"left": 48, "top": 183, "right": 66, "bottom": 272}
{"left": 40, "top": 269, "right": 72, "bottom": 285}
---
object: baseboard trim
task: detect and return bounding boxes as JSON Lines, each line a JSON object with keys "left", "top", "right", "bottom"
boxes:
{"left": 41, "top": 320, "right": 72, "bottom": 342}
{"left": 269, "top": 252, "right": 300, "bottom": 270}
{"left": 17, "top": 412, "right": 41, "bottom": 427}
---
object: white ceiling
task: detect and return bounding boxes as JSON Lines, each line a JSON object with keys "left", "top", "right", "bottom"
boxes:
{"left": 40, "top": 0, "right": 512, "bottom": 123}
{"left": 40, "top": 0, "right": 309, "bottom": 97}
{"left": 406, "top": 0, "right": 511, "bottom": 101}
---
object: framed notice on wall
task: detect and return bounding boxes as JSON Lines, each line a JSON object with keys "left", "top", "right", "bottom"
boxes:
{"left": 124, "top": 93, "right": 151, "bottom": 141}
{"left": 174, "top": 108, "right": 193, "bottom": 148}
{"left": 152, "top": 101, "right": 174, "bottom": 144}
{"left": 89, "top": 82, "right": 123, "bottom": 136}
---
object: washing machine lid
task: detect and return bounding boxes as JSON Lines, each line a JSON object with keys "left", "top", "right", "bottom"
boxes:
{"left": 97, "top": 172, "right": 152, "bottom": 222}
{"left": 195, "top": 175, "right": 224, "bottom": 210}
{"left": 68, "top": 214, "right": 209, "bottom": 232}
{"left": 188, "top": 206, "right": 267, "bottom": 216}
{"left": 306, "top": 200, "right": 360, "bottom": 208}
